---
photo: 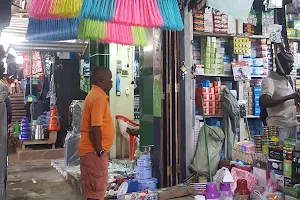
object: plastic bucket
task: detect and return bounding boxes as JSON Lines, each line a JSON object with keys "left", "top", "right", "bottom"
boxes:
{"left": 137, "top": 158, "right": 150, "bottom": 167}
{"left": 20, "top": 133, "right": 31, "bottom": 140}
{"left": 136, "top": 166, "right": 152, "bottom": 180}
{"left": 138, "top": 178, "right": 158, "bottom": 191}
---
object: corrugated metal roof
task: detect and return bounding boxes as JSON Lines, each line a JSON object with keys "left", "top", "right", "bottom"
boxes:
{"left": 1, "top": 17, "right": 28, "bottom": 39}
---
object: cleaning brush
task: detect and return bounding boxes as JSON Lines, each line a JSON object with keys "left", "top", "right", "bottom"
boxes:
{"left": 28, "top": 0, "right": 58, "bottom": 19}
{"left": 132, "top": 27, "right": 148, "bottom": 47}
{"left": 79, "top": 0, "right": 117, "bottom": 21}
{"left": 26, "top": 18, "right": 80, "bottom": 41}
{"left": 51, "top": 0, "right": 83, "bottom": 18}
{"left": 100, "top": 22, "right": 134, "bottom": 45}
{"left": 113, "top": 0, "right": 163, "bottom": 28}
{"left": 157, "top": 0, "right": 184, "bottom": 31}
{"left": 77, "top": 20, "right": 107, "bottom": 40}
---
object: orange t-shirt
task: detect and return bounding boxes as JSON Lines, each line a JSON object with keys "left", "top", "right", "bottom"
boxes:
{"left": 78, "top": 85, "right": 115, "bottom": 157}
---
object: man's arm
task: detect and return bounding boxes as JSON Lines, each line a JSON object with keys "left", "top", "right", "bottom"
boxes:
{"left": 260, "top": 94, "right": 296, "bottom": 108}
{"left": 90, "top": 97, "right": 106, "bottom": 153}
{"left": 90, "top": 126, "right": 103, "bottom": 153}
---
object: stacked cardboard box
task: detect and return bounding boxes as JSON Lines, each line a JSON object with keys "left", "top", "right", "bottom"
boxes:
{"left": 253, "top": 86, "right": 261, "bottom": 116}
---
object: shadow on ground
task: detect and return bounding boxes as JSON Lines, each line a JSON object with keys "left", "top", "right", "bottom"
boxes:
{"left": 7, "top": 160, "right": 84, "bottom": 200}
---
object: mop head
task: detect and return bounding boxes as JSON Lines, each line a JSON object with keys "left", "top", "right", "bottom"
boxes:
{"left": 28, "top": 0, "right": 58, "bottom": 19}
{"left": 113, "top": 0, "right": 163, "bottom": 27}
{"left": 132, "top": 27, "right": 148, "bottom": 47}
{"left": 26, "top": 18, "right": 80, "bottom": 41}
{"left": 51, "top": 0, "right": 83, "bottom": 18}
{"left": 79, "top": 0, "right": 117, "bottom": 21}
{"left": 77, "top": 20, "right": 107, "bottom": 40}
{"left": 100, "top": 22, "right": 134, "bottom": 45}
{"left": 156, "top": 0, "right": 184, "bottom": 31}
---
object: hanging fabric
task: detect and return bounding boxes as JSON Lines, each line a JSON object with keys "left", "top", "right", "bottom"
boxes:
{"left": 207, "top": 0, "right": 254, "bottom": 22}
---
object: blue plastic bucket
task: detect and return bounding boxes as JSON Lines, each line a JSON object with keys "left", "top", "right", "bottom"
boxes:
{"left": 137, "top": 158, "right": 150, "bottom": 167}
{"left": 135, "top": 166, "right": 152, "bottom": 180}
{"left": 138, "top": 178, "right": 158, "bottom": 191}
{"left": 20, "top": 133, "right": 31, "bottom": 140}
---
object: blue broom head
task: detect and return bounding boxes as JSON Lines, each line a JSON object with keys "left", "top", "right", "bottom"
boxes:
{"left": 157, "top": 0, "right": 184, "bottom": 31}
{"left": 26, "top": 18, "right": 80, "bottom": 41}
{"left": 79, "top": 0, "right": 117, "bottom": 21}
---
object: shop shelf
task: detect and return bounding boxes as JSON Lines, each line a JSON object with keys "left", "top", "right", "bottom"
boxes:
{"left": 246, "top": 115, "right": 259, "bottom": 119}
{"left": 250, "top": 75, "right": 267, "bottom": 78}
{"left": 193, "top": 31, "right": 269, "bottom": 39}
{"left": 288, "top": 37, "right": 300, "bottom": 41}
{"left": 195, "top": 73, "right": 233, "bottom": 77}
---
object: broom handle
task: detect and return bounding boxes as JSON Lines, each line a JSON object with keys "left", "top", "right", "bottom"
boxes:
{"left": 29, "top": 51, "right": 33, "bottom": 95}
{"left": 200, "top": 94, "right": 213, "bottom": 181}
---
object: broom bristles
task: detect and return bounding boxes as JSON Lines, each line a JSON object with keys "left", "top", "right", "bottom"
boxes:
{"left": 79, "top": 0, "right": 117, "bottom": 21}
{"left": 157, "top": 0, "right": 184, "bottom": 31}
{"left": 132, "top": 26, "right": 148, "bottom": 47}
{"left": 78, "top": 20, "right": 106, "bottom": 40}
{"left": 112, "top": 0, "right": 163, "bottom": 28}
{"left": 51, "top": 0, "right": 83, "bottom": 18}
{"left": 100, "top": 22, "right": 134, "bottom": 45}
{"left": 29, "top": 0, "right": 59, "bottom": 19}
{"left": 26, "top": 18, "right": 80, "bottom": 41}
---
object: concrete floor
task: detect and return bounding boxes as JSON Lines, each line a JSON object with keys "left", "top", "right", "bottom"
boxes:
{"left": 7, "top": 159, "right": 84, "bottom": 200}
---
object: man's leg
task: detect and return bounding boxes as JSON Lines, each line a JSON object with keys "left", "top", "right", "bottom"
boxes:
{"left": 80, "top": 152, "right": 109, "bottom": 200}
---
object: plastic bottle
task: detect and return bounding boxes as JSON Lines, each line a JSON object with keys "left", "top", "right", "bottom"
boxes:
{"left": 220, "top": 183, "right": 234, "bottom": 200}
{"left": 234, "top": 179, "right": 250, "bottom": 200}
{"left": 206, "top": 183, "right": 220, "bottom": 200}
{"left": 266, "top": 170, "right": 278, "bottom": 192}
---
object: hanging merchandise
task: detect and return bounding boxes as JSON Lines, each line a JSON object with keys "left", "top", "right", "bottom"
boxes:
{"left": 207, "top": 0, "right": 254, "bottom": 22}
{"left": 77, "top": 20, "right": 106, "bottom": 40}
{"left": 100, "top": 22, "right": 134, "bottom": 45}
{"left": 25, "top": 52, "right": 38, "bottom": 103}
{"left": 269, "top": 24, "right": 282, "bottom": 44}
{"left": 80, "top": 0, "right": 117, "bottom": 21}
{"left": 28, "top": 0, "right": 58, "bottom": 19}
{"left": 157, "top": 0, "right": 184, "bottom": 30}
{"left": 51, "top": 0, "right": 83, "bottom": 18}
{"left": 233, "top": 37, "right": 250, "bottom": 55}
{"left": 22, "top": 51, "right": 43, "bottom": 78}
{"left": 293, "top": 0, "right": 300, "bottom": 14}
{"left": 132, "top": 27, "right": 148, "bottom": 47}
{"left": 112, "top": 0, "right": 163, "bottom": 28}
{"left": 26, "top": 18, "right": 80, "bottom": 41}
{"left": 268, "top": 0, "right": 282, "bottom": 9}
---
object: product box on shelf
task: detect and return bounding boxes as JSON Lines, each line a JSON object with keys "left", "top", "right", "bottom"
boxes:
{"left": 268, "top": 159, "right": 283, "bottom": 171}
{"left": 284, "top": 177, "right": 293, "bottom": 187}
{"left": 253, "top": 167, "right": 269, "bottom": 188}
{"left": 292, "top": 151, "right": 300, "bottom": 180}
{"left": 284, "top": 160, "right": 292, "bottom": 178}
{"left": 283, "top": 186, "right": 300, "bottom": 199}
{"left": 269, "top": 148, "right": 284, "bottom": 161}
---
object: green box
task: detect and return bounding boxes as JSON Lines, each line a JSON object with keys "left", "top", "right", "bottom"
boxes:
{"left": 283, "top": 186, "right": 300, "bottom": 198}
{"left": 204, "top": 68, "right": 210, "bottom": 74}
{"left": 209, "top": 69, "right": 215, "bottom": 74}
{"left": 287, "top": 28, "right": 296, "bottom": 37}
{"left": 284, "top": 160, "right": 292, "bottom": 178}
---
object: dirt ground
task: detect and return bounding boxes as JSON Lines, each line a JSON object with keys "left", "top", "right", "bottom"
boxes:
{"left": 7, "top": 159, "right": 84, "bottom": 200}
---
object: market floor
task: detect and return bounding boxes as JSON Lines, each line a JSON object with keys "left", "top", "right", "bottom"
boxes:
{"left": 7, "top": 159, "right": 84, "bottom": 200}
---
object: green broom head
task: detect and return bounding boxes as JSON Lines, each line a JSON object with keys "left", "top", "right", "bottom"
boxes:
{"left": 132, "top": 26, "right": 148, "bottom": 47}
{"left": 77, "top": 19, "right": 107, "bottom": 40}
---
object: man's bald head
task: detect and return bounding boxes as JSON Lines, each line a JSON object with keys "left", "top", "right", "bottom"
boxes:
{"left": 91, "top": 67, "right": 113, "bottom": 92}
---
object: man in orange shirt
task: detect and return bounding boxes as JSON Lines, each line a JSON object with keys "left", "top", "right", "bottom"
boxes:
{"left": 78, "top": 67, "right": 114, "bottom": 200}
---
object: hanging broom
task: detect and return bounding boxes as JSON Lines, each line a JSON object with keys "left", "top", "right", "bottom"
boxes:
{"left": 157, "top": 0, "right": 184, "bottom": 31}
{"left": 28, "top": 0, "right": 58, "bottom": 19}
{"left": 26, "top": 18, "right": 80, "bottom": 41}
{"left": 100, "top": 22, "right": 134, "bottom": 45}
{"left": 51, "top": 0, "right": 83, "bottom": 18}
{"left": 132, "top": 27, "right": 148, "bottom": 47}
{"left": 77, "top": 20, "right": 107, "bottom": 40}
{"left": 113, "top": 0, "right": 163, "bottom": 28}
{"left": 79, "top": 0, "right": 117, "bottom": 21}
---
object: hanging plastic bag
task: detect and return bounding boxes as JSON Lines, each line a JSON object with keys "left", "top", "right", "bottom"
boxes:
{"left": 293, "top": 0, "right": 300, "bottom": 14}
{"left": 269, "top": 24, "right": 282, "bottom": 44}
{"left": 268, "top": 0, "right": 282, "bottom": 8}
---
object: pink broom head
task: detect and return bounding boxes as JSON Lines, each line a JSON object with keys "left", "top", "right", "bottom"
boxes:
{"left": 112, "top": 0, "right": 163, "bottom": 28}
{"left": 99, "top": 22, "right": 134, "bottom": 45}
{"left": 50, "top": 0, "right": 83, "bottom": 18}
{"left": 28, "top": 0, "right": 59, "bottom": 19}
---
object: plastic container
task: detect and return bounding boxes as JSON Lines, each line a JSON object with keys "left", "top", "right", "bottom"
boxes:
{"left": 194, "top": 195, "right": 205, "bottom": 200}
{"left": 220, "top": 183, "right": 234, "bottom": 200}
{"left": 205, "top": 183, "right": 220, "bottom": 200}
{"left": 234, "top": 179, "right": 250, "bottom": 200}
{"left": 135, "top": 166, "right": 152, "bottom": 180}
{"left": 137, "top": 158, "right": 150, "bottom": 167}
{"left": 19, "top": 132, "right": 31, "bottom": 140}
{"left": 138, "top": 178, "right": 157, "bottom": 191}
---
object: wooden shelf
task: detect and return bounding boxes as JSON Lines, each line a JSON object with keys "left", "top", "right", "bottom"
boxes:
{"left": 288, "top": 37, "right": 300, "bottom": 41}
{"left": 251, "top": 75, "right": 267, "bottom": 78}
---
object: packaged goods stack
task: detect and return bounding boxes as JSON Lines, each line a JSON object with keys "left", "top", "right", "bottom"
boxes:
{"left": 193, "top": 11, "right": 204, "bottom": 32}
{"left": 253, "top": 85, "right": 261, "bottom": 116}
{"left": 195, "top": 78, "right": 222, "bottom": 116}
{"left": 64, "top": 100, "right": 84, "bottom": 167}
{"left": 204, "top": 8, "right": 213, "bottom": 33}
{"left": 213, "top": 10, "right": 228, "bottom": 34}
